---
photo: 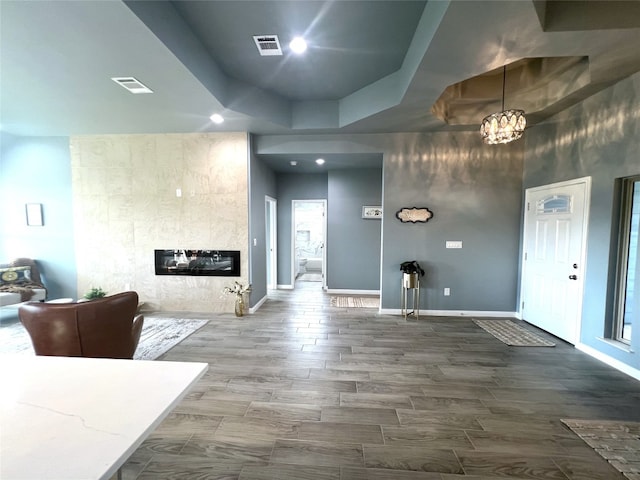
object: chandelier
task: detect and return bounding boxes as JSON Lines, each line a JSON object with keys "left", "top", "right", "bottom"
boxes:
{"left": 480, "top": 66, "right": 526, "bottom": 145}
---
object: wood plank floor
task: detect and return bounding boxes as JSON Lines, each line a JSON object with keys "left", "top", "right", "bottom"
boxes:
{"left": 124, "top": 283, "right": 640, "bottom": 479}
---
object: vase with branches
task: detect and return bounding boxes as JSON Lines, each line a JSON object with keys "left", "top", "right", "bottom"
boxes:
{"left": 222, "top": 281, "right": 251, "bottom": 317}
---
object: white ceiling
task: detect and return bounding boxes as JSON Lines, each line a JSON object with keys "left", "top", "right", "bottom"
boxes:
{"left": 2, "top": 1, "right": 640, "bottom": 169}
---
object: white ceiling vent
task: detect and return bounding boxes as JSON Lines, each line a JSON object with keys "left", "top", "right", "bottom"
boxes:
{"left": 253, "top": 35, "right": 282, "bottom": 56}
{"left": 111, "top": 77, "right": 153, "bottom": 94}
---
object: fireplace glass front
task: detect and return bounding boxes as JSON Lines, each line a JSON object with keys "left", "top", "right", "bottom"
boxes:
{"left": 155, "top": 250, "right": 240, "bottom": 276}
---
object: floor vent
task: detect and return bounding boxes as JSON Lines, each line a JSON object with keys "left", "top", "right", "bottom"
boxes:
{"left": 111, "top": 77, "right": 153, "bottom": 94}
{"left": 253, "top": 35, "right": 282, "bottom": 56}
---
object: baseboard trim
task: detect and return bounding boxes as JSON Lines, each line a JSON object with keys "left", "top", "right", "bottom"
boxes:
{"left": 277, "top": 284, "right": 294, "bottom": 290}
{"left": 576, "top": 342, "right": 640, "bottom": 381}
{"left": 248, "top": 294, "right": 268, "bottom": 314}
{"left": 379, "top": 309, "right": 517, "bottom": 318}
{"left": 326, "top": 289, "right": 380, "bottom": 296}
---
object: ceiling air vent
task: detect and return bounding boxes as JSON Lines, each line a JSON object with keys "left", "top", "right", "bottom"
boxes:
{"left": 253, "top": 35, "right": 282, "bottom": 56}
{"left": 111, "top": 77, "right": 153, "bottom": 94}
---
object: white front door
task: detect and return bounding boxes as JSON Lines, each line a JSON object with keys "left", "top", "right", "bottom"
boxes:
{"left": 521, "top": 177, "right": 591, "bottom": 344}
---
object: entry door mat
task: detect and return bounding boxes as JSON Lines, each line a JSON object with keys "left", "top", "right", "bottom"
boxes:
{"left": 562, "top": 419, "right": 640, "bottom": 479}
{"left": 0, "top": 317, "right": 208, "bottom": 360}
{"left": 330, "top": 296, "right": 379, "bottom": 308}
{"left": 473, "top": 319, "right": 556, "bottom": 347}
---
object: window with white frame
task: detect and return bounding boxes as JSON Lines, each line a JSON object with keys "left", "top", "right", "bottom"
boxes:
{"left": 613, "top": 175, "right": 640, "bottom": 344}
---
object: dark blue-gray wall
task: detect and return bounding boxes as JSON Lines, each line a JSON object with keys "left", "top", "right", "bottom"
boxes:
{"left": 381, "top": 134, "right": 523, "bottom": 312}
{"left": 0, "top": 133, "right": 77, "bottom": 300}
{"left": 275, "top": 172, "right": 328, "bottom": 286}
{"left": 256, "top": 132, "right": 524, "bottom": 312}
{"left": 524, "top": 71, "right": 640, "bottom": 368}
{"left": 327, "top": 168, "right": 382, "bottom": 290}
{"left": 248, "top": 135, "right": 277, "bottom": 306}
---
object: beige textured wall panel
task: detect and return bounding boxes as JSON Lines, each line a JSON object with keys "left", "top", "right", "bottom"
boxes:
{"left": 70, "top": 133, "right": 249, "bottom": 312}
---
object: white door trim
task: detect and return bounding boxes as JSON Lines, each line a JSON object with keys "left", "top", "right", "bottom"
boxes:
{"left": 265, "top": 195, "right": 277, "bottom": 290}
{"left": 519, "top": 176, "right": 591, "bottom": 344}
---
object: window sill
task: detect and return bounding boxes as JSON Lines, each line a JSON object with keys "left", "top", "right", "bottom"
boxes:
{"left": 597, "top": 337, "right": 634, "bottom": 353}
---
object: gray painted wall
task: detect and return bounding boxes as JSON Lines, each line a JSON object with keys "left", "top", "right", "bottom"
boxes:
{"left": 248, "top": 136, "right": 277, "bottom": 307}
{"left": 381, "top": 133, "right": 523, "bottom": 312}
{"left": 256, "top": 132, "right": 524, "bottom": 312}
{"left": 524, "top": 71, "right": 640, "bottom": 368}
{"left": 0, "top": 133, "right": 77, "bottom": 300}
{"left": 275, "top": 173, "right": 328, "bottom": 286}
{"left": 327, "top": 168, "right": 382, "bottom": 290}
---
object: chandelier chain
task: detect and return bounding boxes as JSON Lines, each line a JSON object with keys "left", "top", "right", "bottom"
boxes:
{"left": 479, "top": 64, "right": 526, "bottom": 145}
{"left": 501, "top": 66, "right": 506, "bottom": 111}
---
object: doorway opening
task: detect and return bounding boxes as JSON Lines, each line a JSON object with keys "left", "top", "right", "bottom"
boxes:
{"left": 292, "top": 200, "right": 326, "bottom": 289}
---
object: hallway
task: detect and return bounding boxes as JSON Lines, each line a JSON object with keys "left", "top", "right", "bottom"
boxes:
{"left": 125, "top": 284, "right": 639, "bottom": 479}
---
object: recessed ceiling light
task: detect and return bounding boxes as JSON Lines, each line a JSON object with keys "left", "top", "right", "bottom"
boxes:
{"left": 290, "top": 160, "right": 298, "bottom": 166}
{"left": 289, "top": 36, "right": 307, "bottom": 54}
{"left": 315, "top": 158, "right": 325, "bottom": 165}
{"left": 210, "top": 113, "right": 224, "bottom": 124}
{"left": 111, "top": 77, "right": 153, "bottom": 94}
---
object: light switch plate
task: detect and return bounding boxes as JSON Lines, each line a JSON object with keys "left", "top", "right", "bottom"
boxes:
{"left": 446, "top": 241, "right": 463, "bottom": 249}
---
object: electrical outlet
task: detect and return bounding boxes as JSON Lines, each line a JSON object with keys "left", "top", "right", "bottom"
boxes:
{"left": 444, "top": 287, "right": 450, "bottom": 296}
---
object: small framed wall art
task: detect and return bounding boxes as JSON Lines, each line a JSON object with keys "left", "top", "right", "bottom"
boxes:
{"left": 26, "top": 203, "right": 44, "bottom": 226}
{"left": 362, "top": 206, "right": 382, "bottom": 219}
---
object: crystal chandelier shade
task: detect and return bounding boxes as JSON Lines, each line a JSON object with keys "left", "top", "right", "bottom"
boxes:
{"left": 480, "top": 66, "right": 526, "bottom": 145}
{"left": 480, "top": 109, "right": 526, "bottom": 144}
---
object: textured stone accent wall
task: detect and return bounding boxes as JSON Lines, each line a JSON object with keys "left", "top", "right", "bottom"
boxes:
{"left": 69, "top": 133, "right": 249, "bottom": 312}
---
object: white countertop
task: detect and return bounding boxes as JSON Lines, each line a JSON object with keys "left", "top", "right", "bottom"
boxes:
{"left": 0, "top": 354, "right": 208, "bottom": 480}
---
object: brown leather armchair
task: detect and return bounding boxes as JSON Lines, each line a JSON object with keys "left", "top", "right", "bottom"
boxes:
{"left": 19, "top": 291, "right": 144, "bottom": 359}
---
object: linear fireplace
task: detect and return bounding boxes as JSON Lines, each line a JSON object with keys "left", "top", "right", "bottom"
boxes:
{"left": 154, "top": 249, "right": 240, "bottom": 277}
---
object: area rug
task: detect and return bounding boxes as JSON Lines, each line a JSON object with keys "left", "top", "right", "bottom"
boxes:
{"left": 561, "top": 419, "right": 640, "bottom": 479}
{"left": 473, "top": 319, "right": 555, "bottom": 347}
{"left": 0, "top": 317, "right": 208, "bottom": 360}
{"left": 330, "top": 296, "right": 379, "bottom": 308}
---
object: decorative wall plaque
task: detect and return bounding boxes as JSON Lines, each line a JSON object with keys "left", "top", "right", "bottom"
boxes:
{"left": 395, "top": 207, "right": 433, "bottom": 223}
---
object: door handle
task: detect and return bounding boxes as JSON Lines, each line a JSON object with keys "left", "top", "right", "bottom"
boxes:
{"left": 569, "top": 275, "right": 578, "bottom": 280}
